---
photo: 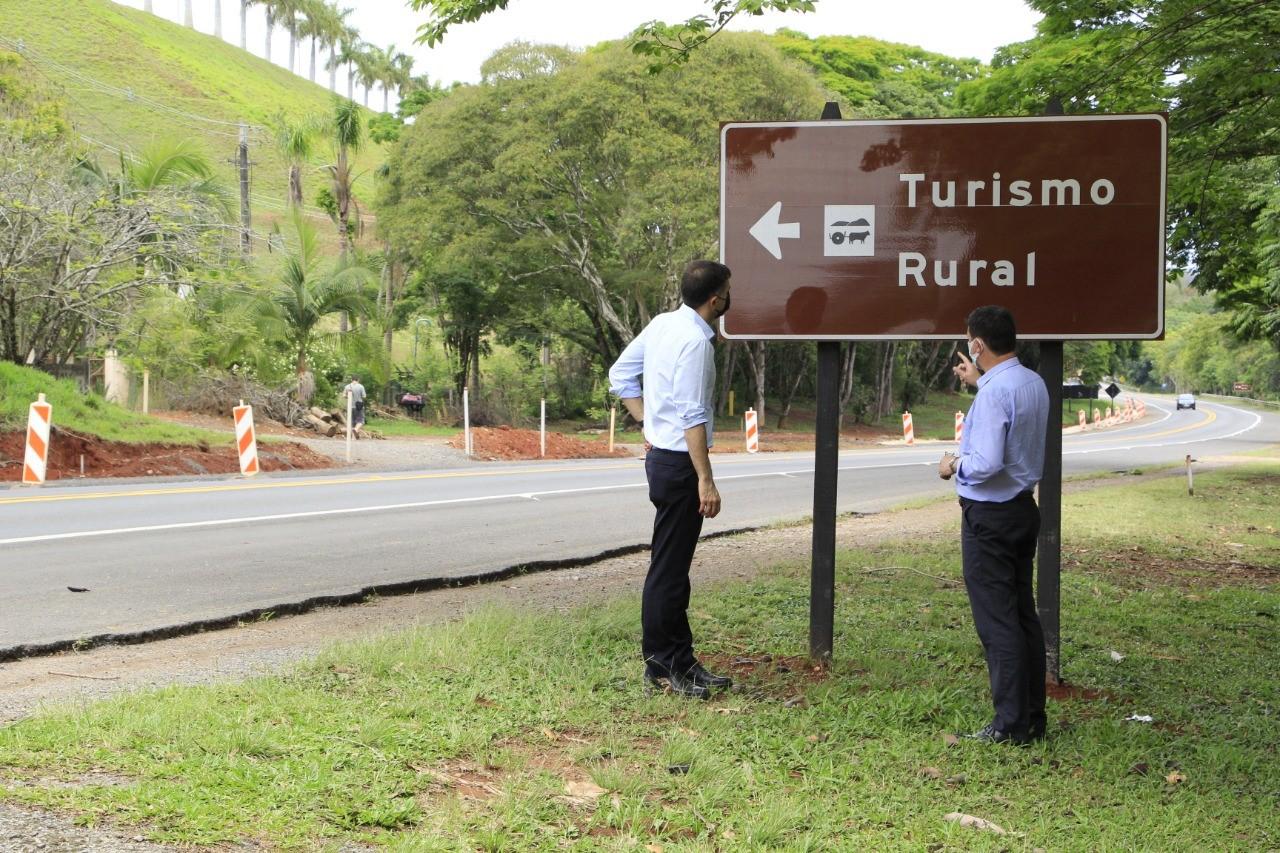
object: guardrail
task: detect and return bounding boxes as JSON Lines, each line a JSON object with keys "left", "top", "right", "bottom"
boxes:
{"left": 1200, "top": 393, "right": 1280, "bottom": 411}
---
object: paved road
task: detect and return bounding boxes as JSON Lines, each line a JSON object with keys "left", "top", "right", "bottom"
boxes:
{"left": 1, "top": 395, "right": 1275, "bottom": 653}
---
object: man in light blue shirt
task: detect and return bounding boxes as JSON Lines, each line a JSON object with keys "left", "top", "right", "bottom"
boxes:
{"left": 609, "top": 260, "right": 732, "bottom": 700}
{"left": 939, "top": 305, "right": 1050, "bottom": 744}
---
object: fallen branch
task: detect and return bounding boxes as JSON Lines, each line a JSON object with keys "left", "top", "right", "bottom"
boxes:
{"left": 47, "top": 670, "right": 120, "bottom": 681}
{"left": 861, "top": 566, "right": 960, "bottom": 586}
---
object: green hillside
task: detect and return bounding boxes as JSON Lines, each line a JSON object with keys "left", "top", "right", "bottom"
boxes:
{"left": 0, "top": 0, "right": 383, "bottom": 242}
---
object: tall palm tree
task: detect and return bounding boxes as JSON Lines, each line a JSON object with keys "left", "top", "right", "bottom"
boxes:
{"left": 316, "top": 3, "right": 352, "bottom": 93}
{"left": 144, "top": 0, "right": 154, "bottom": 13}
{"left": 357, "top": 45, "right": 385, "bottom": 109}
{"left": 270, "top": 112, "right": 317, "bottom": 207}
{"left": 254, "top": 211, "right": 373, "bottom": 402}
{"left": 257, "top": 0, "right": 276, "bottom": 63}
{"left": 327, "top": 31, "right": 362, "bottom": 101}
{"left": 213, "top": 0, "right": 223, "bottom": 39}
{"left": 323, "top": 97, "right": 362, "bottom": 261}
{"left": 184, "top": 0, "right": 194, "bottom": 27}
{"left": 298, "top": 0, "right": 328, "bottom": 83}
{"left": 391, "top": 50, "right": 415, "bottom": 111}
{"left": 276, "top": 0, "right": 307, "bottom": 74}
{"left": 239, "top": 0, "right": 249, "bottom": 49}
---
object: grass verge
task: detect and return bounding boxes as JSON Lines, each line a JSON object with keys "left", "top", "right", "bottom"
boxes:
{"left": 0, "top": 464, "right": 1277, "bottom": 849}
{"left": 0, "top": 363, "right": 229, "bottom": 446}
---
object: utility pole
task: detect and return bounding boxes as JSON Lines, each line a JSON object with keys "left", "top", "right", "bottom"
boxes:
{"left": 238, "top": 122, "right": 252, "bottom": 257}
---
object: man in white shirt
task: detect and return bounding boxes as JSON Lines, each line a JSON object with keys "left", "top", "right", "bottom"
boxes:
{"left": 608, "top": 260, "right": 733, "bottom": 700}
{"left": 341, "top": 376, "right": 366, "bottom": 432}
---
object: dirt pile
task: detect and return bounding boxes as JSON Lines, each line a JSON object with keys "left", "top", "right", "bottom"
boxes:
{"left": 450, "top": 426, "right": 634, "bottom": 461}
{"left": 0, "top": 428, "right": 334, "bottom": 481}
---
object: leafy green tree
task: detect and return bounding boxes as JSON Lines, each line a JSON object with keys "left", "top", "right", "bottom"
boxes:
{"left": 380, "top": 33, "right": 826, "bottom": 372}
{"left": 957, "top": 0, "right": 1280, "bottom": 351}
{"left": 254, "top": 211, "right": 374, "bottom": 400}
{"left": 770, "top": 30, "right": 982, "bottom": 117}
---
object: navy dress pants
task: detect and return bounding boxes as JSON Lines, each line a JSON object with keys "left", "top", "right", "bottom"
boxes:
{"left": 642, "top": 448, "right": 704, "bottom": 677}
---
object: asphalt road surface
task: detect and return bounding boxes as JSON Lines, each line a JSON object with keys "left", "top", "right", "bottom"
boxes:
{"left": 1, "top": 394, "right": 1275, "bottom": 654}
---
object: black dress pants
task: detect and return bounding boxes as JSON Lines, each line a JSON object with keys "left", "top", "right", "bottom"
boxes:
{"left": 960, "top": 492, "right": 1047, "bottom": 735}
{"left": 642, "top": 448, "right": 704, "bottom": 677}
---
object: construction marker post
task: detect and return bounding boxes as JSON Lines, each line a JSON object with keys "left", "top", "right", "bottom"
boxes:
{"left": 345, "top": 390, "right": 353, "bottom": 463}
{"left": 540, "top": 399, "right": 546, "bottom": 458}
{"left": 728, "top": 389, "right": 735, "bottom": 417}
{"left": 462, "top": 387, "right": 472, "bottom": 457}
{"left": 1185, "top": 454, "right": 1196, "bottom": 496}
{"left": 22, "top": 393, "right": 52, "bottom": 485}
{"left": 1078, "top": 410, "right": 1087, "bottom": 430}
{"left": 744, "top": 407, "right": 759, "bottom": 453}
{"left": 954, "top": 411, "right": 964, "bottom": 443}
{"left": 608, "top": 406, "right": 616, "bottom": 454}
{"left": 902, "top": 411, "right": 915, "bottom": 446}
{"left": 232, "top": 400, "right": 260, "bottom": 476}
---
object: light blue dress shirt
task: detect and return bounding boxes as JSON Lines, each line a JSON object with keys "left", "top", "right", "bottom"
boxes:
{"left": 608, "top": 305, "right": 716, "bottom": 452}
{"left": 955, "top": 357, "right": 1049, "bottom": 502}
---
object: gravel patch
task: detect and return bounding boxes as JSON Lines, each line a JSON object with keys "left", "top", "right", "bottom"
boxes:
{"left": 293, "top": 435, "right": 472, "bottom": 470}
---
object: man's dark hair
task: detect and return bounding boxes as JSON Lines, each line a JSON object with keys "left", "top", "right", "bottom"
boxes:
{"left": 681, "top": 260, "right": 731, "bottom": 308}
{"left": 966, "top": 305, "right": 1017, "bottom": 355}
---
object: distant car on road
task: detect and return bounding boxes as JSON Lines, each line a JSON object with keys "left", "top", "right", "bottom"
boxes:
{"left": 1176, "top": 393, "right": 1196, "bottom": 410}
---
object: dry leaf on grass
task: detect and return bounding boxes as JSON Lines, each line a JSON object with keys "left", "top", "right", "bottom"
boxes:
{"left": 1165, "top": 771, "right": 1187, "bottom": 785}
{"left": 942, "top": 733, "right": 960, "bottom": 747}
{"left": 646, "top": 844, "right": 664, "bottom": 853}
{"left": 944, "top": 812, "right": 1007, "bottom": 835}
{"left": 919, "top": 766, "right": 944, "bottom": 780}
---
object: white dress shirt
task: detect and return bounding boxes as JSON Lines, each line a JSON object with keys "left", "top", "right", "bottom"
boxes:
{"left": 608, "top": 305, "right": 716, "bottom": 452}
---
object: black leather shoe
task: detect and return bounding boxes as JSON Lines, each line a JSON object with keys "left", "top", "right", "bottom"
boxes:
{"left": 961, "top": 723, "right": 1030, "bottom": 745}
{"left": 1028, "top": 720, "right": 1047, "bottom": 742}
{"left": 648, "top": 671, "right": 710, "bottom": 700}
{"left": 688, "top": 663, "right": 732, "bottom": 690}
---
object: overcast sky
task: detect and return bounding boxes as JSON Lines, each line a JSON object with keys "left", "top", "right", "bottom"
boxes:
{"left": 114, "top": 0, "right": 1041, "bottom": 96}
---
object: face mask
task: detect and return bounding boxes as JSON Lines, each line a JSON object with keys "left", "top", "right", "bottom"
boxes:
{"left": 716, "top": 291, "right": 731, "bottom": 318}
{"left": 967, "top": 339, "right": 981, "bottom": 364}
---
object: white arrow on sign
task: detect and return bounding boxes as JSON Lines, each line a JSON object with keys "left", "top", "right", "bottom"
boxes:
{"left": 749, "top": 201, "right": 800, "bottom": 261}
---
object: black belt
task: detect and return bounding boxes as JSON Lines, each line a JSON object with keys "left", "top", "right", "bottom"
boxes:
{"left": 648, "top": 447, "right": 690, "bottom": 458}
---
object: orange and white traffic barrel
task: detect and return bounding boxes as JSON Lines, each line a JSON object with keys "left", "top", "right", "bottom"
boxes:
{"left": 1078, "top": 409, "right": 1087, "bottom": 430}
{"left": 744, "top": 407, "right": 759, "bottom": 454}
{"left": 1093, "top": 407, "right": 1102, "bottom": 426}
{"left": 902, "top": 411, "right": 915, "bottom": 446}
{"left": 22, "top": 393, "right": 52, "bottom": 485}
{"left": 233, "top": 400, "right": 260, "bottom": 476}
{"left": 954, "top": 411, "right": 964, "bottom": 443}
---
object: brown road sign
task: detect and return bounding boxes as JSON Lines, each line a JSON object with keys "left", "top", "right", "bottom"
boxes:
{"left": 719, "top": 115, "right": 1167, "bottom": 340}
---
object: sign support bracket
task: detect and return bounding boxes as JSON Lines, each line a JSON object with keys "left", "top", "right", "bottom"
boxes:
{"left": 1036, "top": 341, "right": 1064, "bottom": 684}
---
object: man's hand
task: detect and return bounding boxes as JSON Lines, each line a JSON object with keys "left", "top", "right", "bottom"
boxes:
{"left": 953, "top": 351, "right": 981, "bottom": 387}
{"left": 938, "top": 452, "right": 956, "bottom": 481}
{"left": 698, "top": 478, "right": 721, "bottom": 518}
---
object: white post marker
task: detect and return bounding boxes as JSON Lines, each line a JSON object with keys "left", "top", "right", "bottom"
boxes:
{"left": 22, "top": 393, "right": 52, "bottom": 485}
{"left": 345, "top": 390, "right": 353, "bottom": 464}
{"left": 1185, "top": 454, "right": 1196, "bottom": 496}
{"left": 462, "top": 387, "right": 472, "bottom": 457}
{"left": 540, "top": 398, "right": 546, "bottom": 458}
{"left": 744, "top": 407, "right": 760, "bottom": 453}
{"left": 608, "top": 406, "right": 616, "bottom": 454}
{"left": 232, "top": 399, "right": 260, "bottom": 476}
{"left": 954, "top": 410, "right": 964, "bottom": 443}
{"left": 142, "top": 369, "right": 150, "bottom": 415}
{"left": 902, "top": 411, "right": 915, "bottom": 446}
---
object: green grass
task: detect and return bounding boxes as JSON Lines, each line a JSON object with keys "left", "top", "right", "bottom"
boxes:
{"left": 1, "top": 463, "right": 1277, "bottom": 849}
{"left": 0, "top": 363, "right": 228, "bottom": 445}
{"left": 0, "top": 0, "right": 385, "bottom": 244}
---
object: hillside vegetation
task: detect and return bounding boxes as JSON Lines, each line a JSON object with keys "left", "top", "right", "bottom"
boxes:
{"left": 0, "top": 0, "right": 383, "bottom": 239}
{"left": 0, "top": 363, "right": 226, "bottom": 445}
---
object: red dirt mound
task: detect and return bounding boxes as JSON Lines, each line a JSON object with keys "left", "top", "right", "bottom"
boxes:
{"left": 450, "top": 426, "right": 634, "bottom": 461}
{"left": 0, "top": 428, "right": 334, "bottom": 481}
